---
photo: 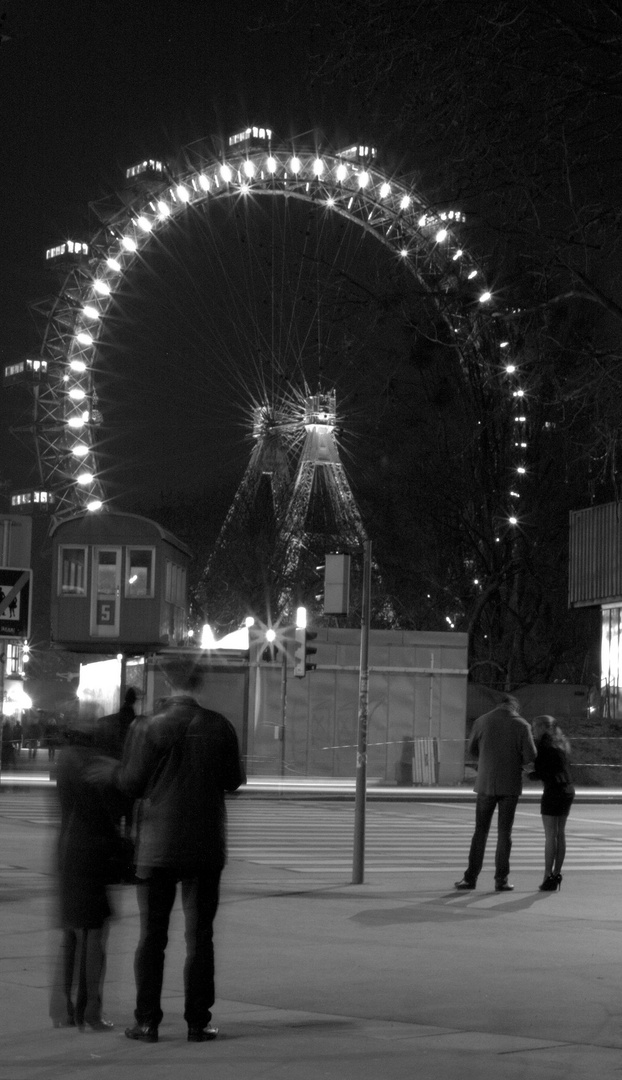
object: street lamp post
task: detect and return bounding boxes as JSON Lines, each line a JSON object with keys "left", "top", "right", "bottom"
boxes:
{"left": 352, "top": 539, "right": 372, "bottom": 884}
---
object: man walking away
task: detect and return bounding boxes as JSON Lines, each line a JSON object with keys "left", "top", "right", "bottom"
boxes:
{"left": 455, "top": 694, "right": 536, "bottom": 893}
{"left": 95, "top": 663, "right": 245, "bottom": 1043}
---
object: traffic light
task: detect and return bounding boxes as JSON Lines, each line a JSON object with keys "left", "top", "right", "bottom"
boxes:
{"left": 293, "top": 627, "right": 318, "bottom": 677}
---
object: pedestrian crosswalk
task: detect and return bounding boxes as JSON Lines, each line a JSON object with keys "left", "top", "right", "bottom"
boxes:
{"left": 225, "top": 800, "right": 622, "bottom": 874}
{"left": 3, "top": 791, "right": 622, "bottom": 876}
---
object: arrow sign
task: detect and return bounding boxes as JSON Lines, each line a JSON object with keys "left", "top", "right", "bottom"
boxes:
{"left": 0, "top": 568, "right": 32, "bottom": 639}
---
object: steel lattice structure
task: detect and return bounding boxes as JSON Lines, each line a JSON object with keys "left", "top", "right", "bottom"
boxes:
{"left": 8, "top": 128, "right": 525, "bottom": 526}
{"left": 276, "top": 391, "right": 367, "bottom": 580}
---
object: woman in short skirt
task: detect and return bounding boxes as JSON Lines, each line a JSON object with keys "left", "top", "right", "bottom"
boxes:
{"left": 531, "top": 715, "right": 575, "bottom": 891}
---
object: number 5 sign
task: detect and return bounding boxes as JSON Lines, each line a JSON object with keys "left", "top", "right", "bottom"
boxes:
{"left": 96, "top": 599, "right": 116, "bottom": 625}
{"left": 0, "top": 568, "right": 32, "bottom": 639}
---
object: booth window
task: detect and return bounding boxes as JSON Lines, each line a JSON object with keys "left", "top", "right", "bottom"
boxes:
{"left": 165, "top": 561, "right": 187, "bottom": 606}
{"left": 59, "top": 546, "right": 87, "bottom": 595}
{"left": 125, "top": 547, "right": 155, "bottom": 598}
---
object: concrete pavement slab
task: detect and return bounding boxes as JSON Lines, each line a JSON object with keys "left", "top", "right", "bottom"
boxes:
{"left": 2, "top": 806, "right": 622, "bottom": 1078}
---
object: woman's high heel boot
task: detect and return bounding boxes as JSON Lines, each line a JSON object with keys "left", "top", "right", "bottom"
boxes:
{"left": 538, "top": 874, "right": 558, "bottom": 891}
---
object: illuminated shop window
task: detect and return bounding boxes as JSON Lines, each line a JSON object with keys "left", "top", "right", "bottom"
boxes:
{"left": 6, "top": 643, "right": 21, "bottom": 675}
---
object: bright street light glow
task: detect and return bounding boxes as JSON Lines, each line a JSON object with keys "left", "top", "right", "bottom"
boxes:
{"left": 380, "top": 182, "right": 391, "bottom": 197}
{"left": 357, "top": 170, "right": 370, "bottom": 187}
{"left": 336, "top": 164, "right": 347, "bottom": 181}
{"left": 71, "top": 444, "right": 89, "bottom": 457}
{"left": 87, "top": 500, "right": 103, "bottom": 512}
{"left": 220, "top": 165, "right": 233, "bottom": 182}
{"left": 93, "top": 280, "right": 111, "bottom": 296}
{"left": 157, "top": 200, "right": 171, "bottom": 217}
{"left": 76, "top": 332, "right": 93, "bottom": 345}
{"left": 176, "top": 185, "right": 190, "bottom": 202}
{"left": 266, "top": 157, "right": 277, "bottom": 173}
{"left": 198, "top": 173, "right": 210, "bottom": 191}
{"left": 121, "top": 236, "right": 137, "bottom": 252}
{"left": 77, "top": 472, "right": 94, "bottom": 484}
{"left": 70, "top": 359, "right": 86, "bottom": 372}
{"left": 296, "top": 606, "right": 307, "bottom": 629}
{"left": 243, "top": 160, "right": 256, "bottom": 177}
{"left": 82, "top": 305, "right": 100, "bottom": 319}
{"left": 69, "top": 388, "right": 86, "bottom": 400}
{"left": 67, "top": 416, "right": 85, "bottom": 428}
{"left": 435, "top": 228, "right": 448, "bottom": 242}
{"left": 479, "top": 290, "right": 492, "bottom": 303}
{"left": 290, "top": 157, "right": 301, "bottom": 173}
{"left": 400, "top": 195, "right": 411, "bottom": 209}
{"left": 137, "top": 216, "right": 152, "bottom": 232}
{"left": 312, "top": 158, "right": 324, "bottom": 176}
{"left": 265, "top": 628, "right": 276, "bottom": 642}
{"left": 107, "top": 257, "right": 122, "bottom": 271}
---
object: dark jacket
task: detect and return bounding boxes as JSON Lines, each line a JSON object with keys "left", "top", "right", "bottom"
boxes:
{"left": 468, "top": 704, "right": 536, "bottom": 797}
{"left": 532, "top": 739, "right": 574, "bottom": 796}
{"left": 115, "top": 695, "right": 245, "bottom": 873}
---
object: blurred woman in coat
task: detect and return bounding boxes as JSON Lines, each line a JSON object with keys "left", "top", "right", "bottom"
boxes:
{"left": 49, "top": 717, "right": 123, "bottom": 1031}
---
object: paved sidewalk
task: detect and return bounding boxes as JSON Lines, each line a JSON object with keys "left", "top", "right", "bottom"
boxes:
{"left": 1, "top": 815, "right": 622, "bottom": 1080}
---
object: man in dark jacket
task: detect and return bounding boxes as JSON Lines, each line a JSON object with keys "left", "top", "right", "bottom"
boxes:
{"left": 455, "top": 694, "right": 536, "bottom": 893}
{"left": 102, "top": 665, "right": 245, "bottom": 1044}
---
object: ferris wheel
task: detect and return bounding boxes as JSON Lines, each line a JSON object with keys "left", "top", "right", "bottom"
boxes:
{"left": 4, "top": 125, "right": 526, "bottom": 528}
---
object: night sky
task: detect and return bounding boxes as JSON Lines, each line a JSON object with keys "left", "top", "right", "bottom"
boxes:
{"left": 1, "top": 0, "right": 391, "bottom": 521}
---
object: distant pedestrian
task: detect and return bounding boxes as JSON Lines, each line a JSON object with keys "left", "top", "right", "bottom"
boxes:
{"left": 12, "top": 719, "right": 22, "bottom": 751}
{"left": 530, "top": 715, "right": 575, "bottom": 891}
{"left": 118, "top": 687, "right": 138, "bottom": 749}
{"left": 45, "top": 716, "right": 61, "bottom": 761}
{"left": 455, "top": 694, "right": 536, "bottom": 892}
{"left": 27, "top": 716, "right": 41, "bottom": 758}
{"left": 91, "top": 663, "right": 245, "bottom": 1043}
{"left": 1, "top": 718, "right": 16, "bottom": 769}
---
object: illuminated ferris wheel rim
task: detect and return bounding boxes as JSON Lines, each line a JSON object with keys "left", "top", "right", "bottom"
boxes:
{"left": 36, "top": 127, "right": 522, "bottom": 522}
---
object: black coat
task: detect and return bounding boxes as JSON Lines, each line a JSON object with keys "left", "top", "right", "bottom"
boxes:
{"left": 116, "top": 695, "right": 245, "bottom": 873}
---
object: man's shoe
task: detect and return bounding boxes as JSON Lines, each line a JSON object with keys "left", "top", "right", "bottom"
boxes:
{"left": 79, "top": 1018, "right": 114, "bottom": 1032}
{"left": 495, "top": 881, "right": 514, "bottom": 892}
{"left": 454, "top": 878, "right": 476, "bottom": 890}
{"left": 125, "top": 1022, "right": 158, "bottom": 1043}
{"left": 187, "top": 1024, "right": 219, "bottom": 1042}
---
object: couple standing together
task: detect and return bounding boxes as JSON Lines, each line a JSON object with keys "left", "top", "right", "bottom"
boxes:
{"left": 50, "top": 665, "right": 245, "bottom": 1042}
{"left": 455, "top": 695, "right": 574, "bottom": 893}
